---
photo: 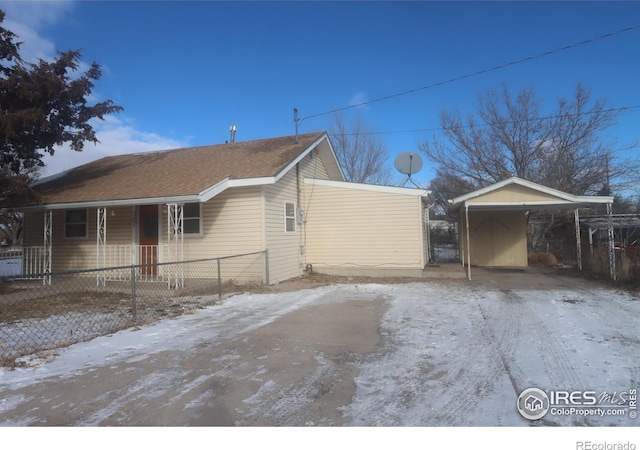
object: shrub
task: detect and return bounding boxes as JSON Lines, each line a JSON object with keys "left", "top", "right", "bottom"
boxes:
{"left": 528, "top": 252, "right": 559, "bottom": 267}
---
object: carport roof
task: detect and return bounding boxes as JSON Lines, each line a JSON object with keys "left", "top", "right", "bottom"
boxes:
{"left": 448, "top": 177, "right": 613, "bottom": 212}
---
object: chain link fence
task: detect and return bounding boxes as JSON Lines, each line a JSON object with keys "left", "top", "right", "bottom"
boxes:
{"left": 430, "top": 222, "right": 460, "bottom": 263}
{"left": 0, "top": 251, "right": 268, "bottom": 366}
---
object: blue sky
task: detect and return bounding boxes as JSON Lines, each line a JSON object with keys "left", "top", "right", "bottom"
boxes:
{"left": 2, "top": 1, "right": 639, "bottom": 188}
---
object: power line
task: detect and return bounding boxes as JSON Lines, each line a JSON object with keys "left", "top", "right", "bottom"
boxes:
{"left": 300, "top": 24, "right": 640, "bottom": 123}
{"left": 328, "top": 105, "right": 640, "bottom": 137}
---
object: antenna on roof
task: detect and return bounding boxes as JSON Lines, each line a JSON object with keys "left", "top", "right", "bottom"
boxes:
{"left": 394, "top": 152, "right": 425, "bottom": 188}
{"left": 293, "top": 108, "right": 299, "bottom": 143}
{"left": 229, "top": 125, "right": 237, "bottom": 143}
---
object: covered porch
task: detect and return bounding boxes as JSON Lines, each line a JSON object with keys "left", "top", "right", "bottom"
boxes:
{"left": 19, "top": 202, "right": 190, "bottom": 287}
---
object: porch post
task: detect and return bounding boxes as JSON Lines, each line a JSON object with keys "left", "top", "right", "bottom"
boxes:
{"left": 607, "top": 202, "right": 616, "bottom": 281}
{"left": 167, "top": 203, "right": 184, "bottom": 288}
{"left": 465, "top": 204, "right": 471, "bottom": 280}
{"left": 574, "top": 208, "right": 582, "bottom": 271}
{"left": 43, "top": 210, "right": 52, "bottom": 285}
{"left": 97, "top": 207, "right": 107, "bottom": 286}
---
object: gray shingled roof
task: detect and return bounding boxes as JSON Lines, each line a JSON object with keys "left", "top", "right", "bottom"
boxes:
{"left": 23, "top": 132, "right": 325, "bottom": 206}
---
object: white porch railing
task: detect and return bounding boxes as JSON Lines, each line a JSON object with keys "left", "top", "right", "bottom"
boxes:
{"left": 23, "top": 247, "right": 47, "bottom": 275}
{"left": 99, "top": 245, "right": 170, "bottom": 281}
{"left": 0, "top": 247, "right": 47, "bottom": 277}
{"left": 7, "top": 245, "right": 182, "bottom": 284}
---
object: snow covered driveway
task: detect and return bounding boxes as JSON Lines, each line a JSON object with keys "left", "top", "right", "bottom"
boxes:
{"left": 0, "top": 272, "right": 639, "bottom": 426}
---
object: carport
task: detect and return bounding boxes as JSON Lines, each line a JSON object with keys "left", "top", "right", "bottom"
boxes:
{"left": 448, "top": 177, "right": 615, "bottom": 280}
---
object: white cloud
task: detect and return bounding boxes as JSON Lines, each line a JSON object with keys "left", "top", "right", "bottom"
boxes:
{"left": 40, "top": 116, "right": 189, "bottom": 177}
{"left": 348, "top": 92, "right": 371, "bottom": 112}
{"left": 0, "top": 1, "right": 73, "bottom": 62}
{"left": 0, "top": 1, "right": 73, "bottom": 27}
{"left": 0, "top": 1, "right": 191, "bottom": 178}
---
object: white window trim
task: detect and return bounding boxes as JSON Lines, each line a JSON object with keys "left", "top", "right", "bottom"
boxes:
{"left": 65, "top": 208, "right": 89, "bottom": 239}
{"left": 284, "top": 200, "right": 296, "bottom": 234}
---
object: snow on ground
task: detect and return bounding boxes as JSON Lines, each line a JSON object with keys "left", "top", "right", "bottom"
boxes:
{"left": 1, "top": 280, "right": 639, "bottom": 427}
{"left": 342, "top": 282, "right": 640, "bottom": 426}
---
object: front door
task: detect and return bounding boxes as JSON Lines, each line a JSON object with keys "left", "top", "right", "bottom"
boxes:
{"left": 138, "top": 205, "right": 159, "bottom": 276}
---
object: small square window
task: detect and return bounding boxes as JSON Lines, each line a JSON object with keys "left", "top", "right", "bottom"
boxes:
{"left": 285, "top": 201, "right": 296, "bottom": 233}
{"left": 65, "top": 209, "right": 87, "bottom": 238}
{"left": 183, "top": 203, "right": 201, "bottom": 234}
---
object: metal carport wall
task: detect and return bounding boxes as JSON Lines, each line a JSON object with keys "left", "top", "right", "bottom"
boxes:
{"left": 448, "top": 177, "right": 615, "bottom": 281}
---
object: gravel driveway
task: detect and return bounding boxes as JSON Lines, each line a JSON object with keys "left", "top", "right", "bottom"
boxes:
{"left": 0, "top": 268, "right": 638, "bottom": 426}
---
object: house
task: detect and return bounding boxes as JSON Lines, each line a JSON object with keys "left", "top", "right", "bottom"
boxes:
{"left": 448, "top": 177, "right": 615, "bottom": 279}
{"left": 9, "top": 132, "right": 432, "bottom": 284}
{"left": 524, "top": 395, "right": 544, "bottom": 412}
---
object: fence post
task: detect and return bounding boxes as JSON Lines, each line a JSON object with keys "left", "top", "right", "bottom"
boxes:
{"left": 131, "top": 265, "right": 137, "bottom": 321}
{"left": 217, "top": 258, "right": 222, "bottom": 301}
{"left": 264, "top": 249, "right": 270, "bottom": 285}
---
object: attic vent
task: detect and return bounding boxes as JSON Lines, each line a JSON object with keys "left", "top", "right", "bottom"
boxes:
{"left": 229, "top": 125, "right": 237, "bottom": 143}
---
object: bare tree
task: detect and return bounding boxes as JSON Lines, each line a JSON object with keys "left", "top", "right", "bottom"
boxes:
{"left": 418, "top": 83, "right": 634, "bottom": 197}
{"left": 327, "top": 112, "right": 393, "bottom": 185}
{"left": 428, "top": 170, "right": 477, "bottom": 218}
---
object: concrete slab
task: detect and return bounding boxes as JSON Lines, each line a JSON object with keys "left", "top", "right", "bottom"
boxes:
{"left": 422, "top": 263, "right": 467, "bottom": 279}
{"left": 0, "top": 292, "right": 389, "bottom": 426}
{"left": 247, "top": 298, "right": 386, "bottom": 355}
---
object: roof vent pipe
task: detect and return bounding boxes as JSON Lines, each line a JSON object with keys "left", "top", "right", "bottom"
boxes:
{"left": 229, "top": 125, "right": 237, "bottom": 143}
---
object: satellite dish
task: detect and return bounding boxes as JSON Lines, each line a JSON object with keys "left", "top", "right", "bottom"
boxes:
{"left": 394, "top": 152, "right": 423, "bottom": 176}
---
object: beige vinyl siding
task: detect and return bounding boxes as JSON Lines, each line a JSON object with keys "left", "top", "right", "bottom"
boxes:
{"left": 22, "top": 210, "right": 44, "bottom": 248}
{"left": 470, "top": 184, "right": 567, "bottom": 203}
{"left": 157, "top": 187, "right": 265, "bottom": 261}
{"left": 264, "top": 169, "right": 303, "bottom": 283}
{"left": 304, "top": 183, "right": 425, "bottom": 275}
{"left": 303, "top": 148, "right": 330, "bottom": 180}
{"left": 460, "top": 210, "right": 527, "bottom": 267}
{"left": 105, "top": 207, "right": 136, "bottom": 246}
{"left": 156, "top": 188, "right": 264, "bottom": 283}
{"left": 264, "top": 151, "right": 331, "bottom": 283}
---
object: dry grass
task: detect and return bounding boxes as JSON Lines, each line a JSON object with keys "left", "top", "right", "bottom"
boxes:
{"left": 0, "top": 291, "right": 130, "bottom": 323}
{"left": 528, "top": 252, "right": 559, "bottom": 267}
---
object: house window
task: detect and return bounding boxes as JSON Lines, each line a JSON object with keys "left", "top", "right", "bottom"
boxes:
{"left": 183, "top": 203, "right": 201, "bottom": 235}
{"left": 284, "top": 201, "right": 296, "bottom": 233}
{"left": 65, "top": 209, "right": 87, "bottom": 238}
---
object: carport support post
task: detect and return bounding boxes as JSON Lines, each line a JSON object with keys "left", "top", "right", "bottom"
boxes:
{"left": 574, "top": 208, "right": 582, "bottom": 271}
{"left": 607, "top": 202, "right": 616, "bottom": 281}
{"left": 465, "top": 204, "right": 471, "bottom": 280}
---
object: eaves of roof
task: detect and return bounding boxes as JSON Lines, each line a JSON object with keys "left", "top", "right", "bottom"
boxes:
{"left": 15, "top": 132, "right": 331, "bottom": 210}
{"left": 448, "top": 177, "right": 613, "bottom": 212}
{"left": 304, "top": 178, "right": 432, "bottom": 198}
